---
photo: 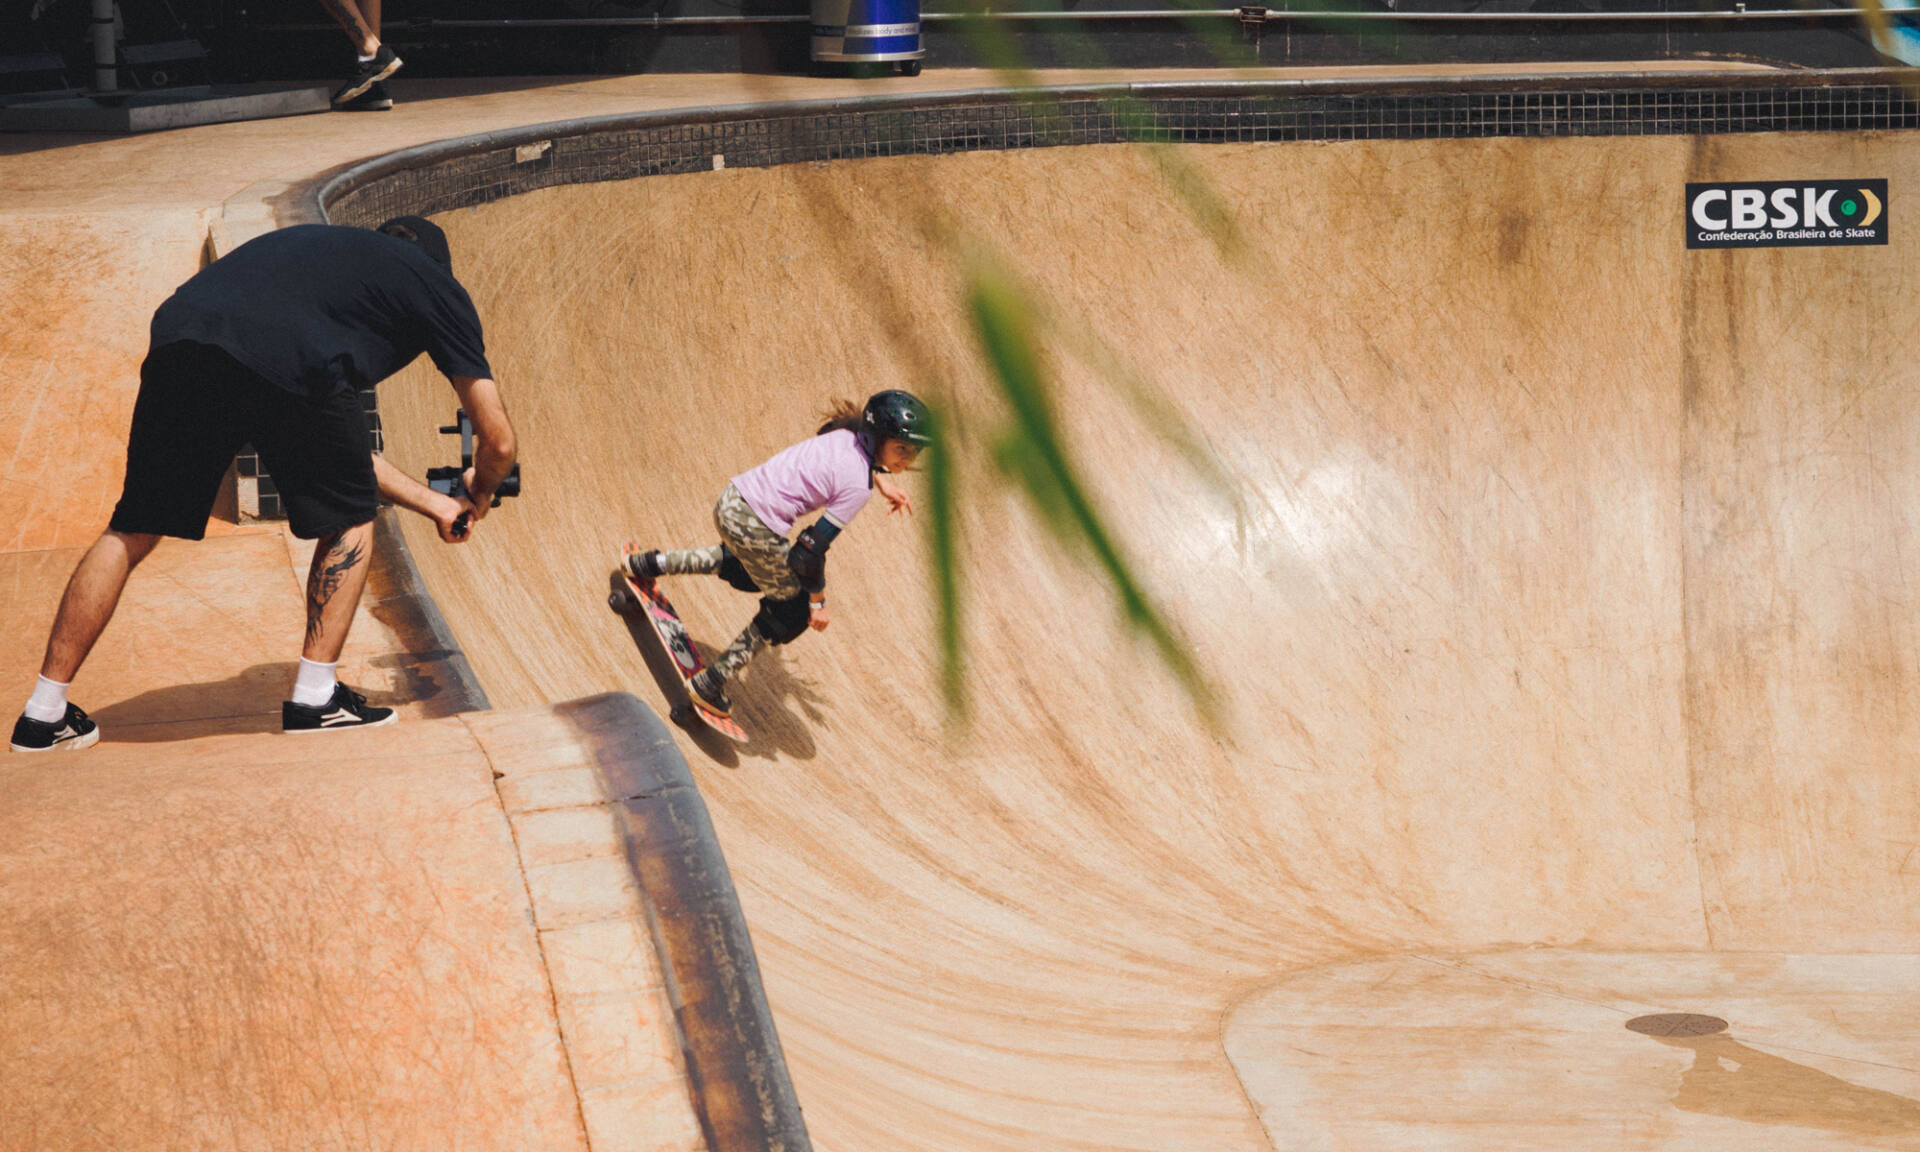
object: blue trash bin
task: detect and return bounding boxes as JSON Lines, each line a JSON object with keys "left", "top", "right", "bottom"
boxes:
{"left": 812, "top": 0, "right": 924, "bottom": 73}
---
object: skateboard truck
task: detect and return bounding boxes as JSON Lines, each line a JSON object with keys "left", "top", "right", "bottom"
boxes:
{"left": 426, "top": 408, "right": 521, "bottom": 538}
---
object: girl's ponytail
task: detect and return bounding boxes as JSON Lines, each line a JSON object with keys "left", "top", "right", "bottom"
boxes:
{"left": 816, "top": 398, "right": 863, "bottom": 437}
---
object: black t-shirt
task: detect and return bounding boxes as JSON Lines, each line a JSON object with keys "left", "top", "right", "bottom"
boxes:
{"left": 149, "top": 224, "right": 492, "bottom": 398}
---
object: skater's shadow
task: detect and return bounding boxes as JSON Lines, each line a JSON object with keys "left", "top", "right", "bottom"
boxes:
{"left": 730, "top": 651, "right": 828, "bottom": 762}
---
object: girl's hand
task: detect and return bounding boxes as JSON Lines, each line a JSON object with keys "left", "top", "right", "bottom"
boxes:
{"left": 809, "top": 602, "right": 832, "bottom": 632}
{"left": 874, "top": 472, "right": 914, "bottom": 516}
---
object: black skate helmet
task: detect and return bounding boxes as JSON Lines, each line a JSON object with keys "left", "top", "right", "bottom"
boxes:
{"left": 858, "top": 390, "right": 934, "bottom": 459}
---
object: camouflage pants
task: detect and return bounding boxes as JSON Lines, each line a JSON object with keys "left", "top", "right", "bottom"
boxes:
{"left": 656, "top": 483, "right": 800, "bottom": 681}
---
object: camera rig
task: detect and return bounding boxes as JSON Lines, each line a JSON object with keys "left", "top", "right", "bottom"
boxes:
{"left": 425, "top": 408, "right": 521, "bottom": 538}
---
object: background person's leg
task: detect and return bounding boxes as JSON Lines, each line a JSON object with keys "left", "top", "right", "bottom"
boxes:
{"left": 318, "top": 0, "right": 380, "bottom": 55}
{"left": 321, "top": 0, "right": 401, "bottom": 106}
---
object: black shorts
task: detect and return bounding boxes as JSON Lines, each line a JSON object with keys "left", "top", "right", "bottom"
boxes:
{"left": 109, "top": 341, "right": 378, "bottom": 541}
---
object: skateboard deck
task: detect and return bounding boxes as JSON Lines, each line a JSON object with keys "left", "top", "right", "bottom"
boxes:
{"left": 609, "top": 564, "right": 748, "bottom": 743}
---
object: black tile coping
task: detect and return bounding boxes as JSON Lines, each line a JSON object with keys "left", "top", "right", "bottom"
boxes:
{"left": 300, "top": 70, "right": 1920, "bottom": 230}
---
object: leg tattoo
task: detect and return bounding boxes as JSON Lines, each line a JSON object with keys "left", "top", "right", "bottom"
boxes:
{"left": 317, "top": 0, "right": 375, "bottom": 42}
{"left": 306, "top": 537, "right": 367, "bottom": 648}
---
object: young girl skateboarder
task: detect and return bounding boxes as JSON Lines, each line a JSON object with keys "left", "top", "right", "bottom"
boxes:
{"left": 621, "top": 390, "right": 933, "bottom": 717}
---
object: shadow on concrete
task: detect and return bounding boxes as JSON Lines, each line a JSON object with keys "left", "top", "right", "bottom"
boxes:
{"left": 1639, "top": 1027, "right": 1920, "bottom": 1140}
{"left": 729, "top": 649, "right": 824, "bottom": 764}
{"left": 89, "top": 661, "right": 413, "bottom": 744}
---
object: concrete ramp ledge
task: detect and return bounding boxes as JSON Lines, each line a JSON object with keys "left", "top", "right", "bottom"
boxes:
{"left": 464, "top": 693, "right": 812, "bottom": 1152}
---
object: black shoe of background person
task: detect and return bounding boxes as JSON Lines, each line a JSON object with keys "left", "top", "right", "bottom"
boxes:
{"left": 10, "top": 703, "right": 100, "bottom": 753}
{"left": 282, "top": 683, "right": 398, "bottom": 733}
{"left": 338, "top": 79, "right": 393, "bottom": 111}
{"left": 333, "top": 44, "right": 401, "bottom": 107}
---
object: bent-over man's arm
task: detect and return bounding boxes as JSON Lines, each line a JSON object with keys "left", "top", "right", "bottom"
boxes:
{"left": 451, "top": 375, "right": 516, "bottom": 518}
{"left": 371, "top": 452, "right": 471, "bottom": 543}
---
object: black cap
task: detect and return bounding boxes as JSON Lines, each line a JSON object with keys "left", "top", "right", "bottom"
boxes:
{"left": 376, "top": 216, "right": 452, "bottom": 272}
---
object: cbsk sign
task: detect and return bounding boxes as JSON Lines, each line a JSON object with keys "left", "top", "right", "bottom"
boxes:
{"left": 1686, "top": 180, "right": 1888, "bottom": 249}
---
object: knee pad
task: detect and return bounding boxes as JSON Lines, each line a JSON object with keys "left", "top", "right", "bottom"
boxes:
{"left": 752, "top": 592, "right": 812, "bottom": 645}
{"left": 715, "top": 547, "right": 761, "bottom": 594}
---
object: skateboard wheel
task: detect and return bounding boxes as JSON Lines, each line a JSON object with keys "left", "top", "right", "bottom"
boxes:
{"left": 608, "top": 591, "right": 629, "bottom": 612}
{"left": 669, "top": 703, "right": 695, "bottom": 725}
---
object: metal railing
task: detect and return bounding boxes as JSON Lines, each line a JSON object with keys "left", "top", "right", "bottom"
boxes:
{"left": 256, "top": 5, "right": 1886, "bottom": 31}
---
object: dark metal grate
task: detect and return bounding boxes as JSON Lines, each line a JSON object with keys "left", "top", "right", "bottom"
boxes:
{"left": 324, "top": 83, "right": 1920, "bottom": 228}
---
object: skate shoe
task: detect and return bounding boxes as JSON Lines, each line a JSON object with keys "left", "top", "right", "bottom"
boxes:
{"left": 689, "top": 668, "right": 732, "bottom": 717}
{"left": 621, "top": 542, "right": 663, "bottom": 584}
{"left": 10, "top": 703, "right": 100, "bottom": 753}
{"left": 338, "top": 79, "right": 392, "bottom": 110}
{"left": 282, "top": 683, "right": 397, "bottom": 733}
{"left": 333, "top": 44, "right": 402, "bottom": 106}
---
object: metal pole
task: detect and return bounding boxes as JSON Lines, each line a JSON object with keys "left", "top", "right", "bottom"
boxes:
{"left": 92, "top": 0, "right": 117, "bottom": 93}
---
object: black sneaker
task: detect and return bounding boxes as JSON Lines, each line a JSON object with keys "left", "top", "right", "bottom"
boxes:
{"left": 689, "top": 669, "right": 732, "bottom": 717}
{"left": 332, "top": 44, "right": 402, "bottom": 107}
{"left": 10, "top": 703, "right": 100, "bottom": 753}
{"left": 282, "top": 683, "right": 397, "bottom": 733}
{"left": 622, "top": 544, "right": 663, "bottom": 584}
{"left": 337, "top": 79, "right": 392, "bottom": 111}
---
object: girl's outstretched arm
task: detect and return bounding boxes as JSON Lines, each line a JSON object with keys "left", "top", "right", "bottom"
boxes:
{"left": 874, "top": 472, "right": 914, "bottom": 516}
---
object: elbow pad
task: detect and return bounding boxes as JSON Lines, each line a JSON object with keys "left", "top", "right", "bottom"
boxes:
{"left": 786, "top": 520, "right": 839, "bottom": 593}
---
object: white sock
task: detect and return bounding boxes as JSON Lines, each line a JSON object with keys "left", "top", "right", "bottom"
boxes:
{"left": 358, "top": 52, "right": 376, "bottom": 64}
{"left": 24, "top": 675, "right": 69, "bottom": 723}
{"left": 292, "top": 659, "right": 338, "bottom": 708}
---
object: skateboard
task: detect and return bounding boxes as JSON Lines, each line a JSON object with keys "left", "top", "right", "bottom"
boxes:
{"left": 608, "top": 557, "right": 748, "bottom": 743}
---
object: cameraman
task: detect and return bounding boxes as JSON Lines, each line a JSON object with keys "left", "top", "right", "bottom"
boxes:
{"left": 11, "top": 216, "right": 515, "bottom": 751}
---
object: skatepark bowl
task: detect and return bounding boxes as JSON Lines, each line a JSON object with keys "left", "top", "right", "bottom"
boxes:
{"left": 10, "top": 67, "right": 1920, "bottom": 1152}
